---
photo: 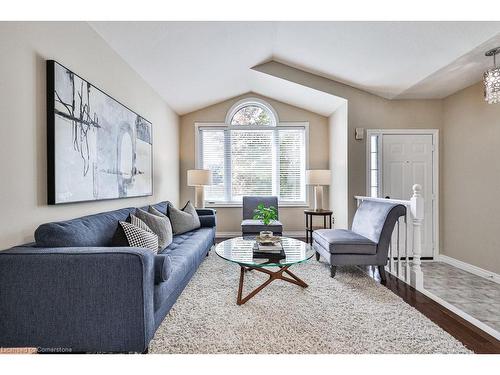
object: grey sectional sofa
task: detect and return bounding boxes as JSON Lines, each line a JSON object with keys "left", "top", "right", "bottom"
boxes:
{"left": 0, "top": 201, "right": 216, "bottom": 353}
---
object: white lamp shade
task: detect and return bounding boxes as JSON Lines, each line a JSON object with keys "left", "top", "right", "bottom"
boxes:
{"left": 306, "top": 170, "right": 331, "bottom": 185}
{"left": 187, "top": 169, "right": 212, "bottom": 186}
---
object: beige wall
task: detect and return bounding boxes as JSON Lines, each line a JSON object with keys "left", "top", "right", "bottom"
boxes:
{"left": 253, "top": 61, "right": 443, "bottom": 225}
{"left": 2, "top": 24, "right": 496, "bottom": 274}
{"left": 0, "top": 22, "right": 179, "bottom": 249}
{"left": 256, "top": 62, "right": 500, "bottom": 274}
{"left": 329, "top": 103, "right": 349, "bottom": 229}
{"left": 179, "top": 93, "right": 329, "bottom": 234}
{"left": 442, "top": 82, "right": 500, "bottom": 274}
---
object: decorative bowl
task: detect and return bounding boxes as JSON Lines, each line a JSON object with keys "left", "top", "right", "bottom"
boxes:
{"left": 259, "top": 230, "right": 273, "bottom": 239}
{"left": 256, "top": 233, "right": 281, "bottom": 245}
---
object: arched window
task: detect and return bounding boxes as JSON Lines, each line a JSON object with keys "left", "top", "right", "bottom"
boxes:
{"left": 226, "top": 98, "right": 278, "bottom": 126}
{"left": 198, "top": 98, "right": 307, "bottom": 205}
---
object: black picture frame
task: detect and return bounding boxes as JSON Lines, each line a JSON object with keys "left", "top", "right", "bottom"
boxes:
{"left": 46, "top": 60, "right": 153, "bottom": 205}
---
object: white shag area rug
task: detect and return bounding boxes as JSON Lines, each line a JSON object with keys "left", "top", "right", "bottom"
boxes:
{"left": 150, "top": 254, "right": 471, "bottom": 354}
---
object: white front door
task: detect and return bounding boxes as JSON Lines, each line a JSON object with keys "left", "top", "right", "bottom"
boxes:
{"left": 381, "top": 133, "right": 435, "bottom": 258}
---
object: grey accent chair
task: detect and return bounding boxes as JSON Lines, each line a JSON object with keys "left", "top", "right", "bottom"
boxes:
{"left": 241, "top": 196, "right": 283, "bottom": 236}
{"left": 312, "top": 200, "right": 406, "bottom": 282}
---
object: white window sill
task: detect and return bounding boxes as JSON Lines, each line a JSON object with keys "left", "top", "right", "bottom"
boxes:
{"left": 205, "top": 202, "right": 310, "bottom": 208}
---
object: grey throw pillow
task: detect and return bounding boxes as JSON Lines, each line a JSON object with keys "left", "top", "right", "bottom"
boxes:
{"left": 168, "top": 201, "right": 201, "bottom": 235}
{"left": 148, "top": 206, "right": 173, "bottom": 247}
{"left": 135, "top": 208, "right": 173, "bottom": 250}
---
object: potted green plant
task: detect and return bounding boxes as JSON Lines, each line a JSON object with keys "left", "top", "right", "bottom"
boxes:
{"left": 253, "top": 203, "right": 278, "bottom": 226}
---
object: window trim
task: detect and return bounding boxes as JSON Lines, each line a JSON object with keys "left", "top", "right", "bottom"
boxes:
{"left": 225, "top": 97, "right": 280, "bottom": 126}
{"left": 194, "top": 121, "right": 310, "bottom": 207}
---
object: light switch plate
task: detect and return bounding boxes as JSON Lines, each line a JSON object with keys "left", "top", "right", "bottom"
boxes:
{"left": 355, "top": 128, "right": 364, "bottom": 140}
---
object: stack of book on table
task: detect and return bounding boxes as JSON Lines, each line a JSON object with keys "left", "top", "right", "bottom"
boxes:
{"left": 253, "top": 240, "right": 285, "bottom": 259}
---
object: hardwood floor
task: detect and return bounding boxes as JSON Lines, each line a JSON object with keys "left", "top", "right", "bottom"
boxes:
{"left": 214, "top": 236, "right": 500, "bottom": 353}
{"left": 367, "top": 266, "right": 500, "bottom": 354}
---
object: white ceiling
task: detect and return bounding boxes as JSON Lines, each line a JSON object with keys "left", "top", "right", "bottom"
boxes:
{"left": 249, "top": 69, "right": 346, "bottom": 116}
{"left": 90, "top": 21, "right": 500, "bottom": 115}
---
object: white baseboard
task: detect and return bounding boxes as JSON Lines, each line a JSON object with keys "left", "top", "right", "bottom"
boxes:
{"left": 216, "top": 231, "right": 305, "bottom": 238}
{"left": 420, "top": 288, "right": 500, "bottom": 340}
{"left": 437, "top": 254, "right": 500, "bottom": 284}
{"left": 215, "top": 232, "right": 238, "bottom": 238}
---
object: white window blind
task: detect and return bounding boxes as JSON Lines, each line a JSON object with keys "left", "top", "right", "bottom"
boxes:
{"left": 230, "top": 129, "right": 275, "bottom": 200}
{"left": 198, "top": 124, "right": 307, "bottom": 204}
{"left": 279, "top": 129, "right": 306, "bottom": 202}
{"left": 199, "top": 129, "right": 225, "bottom": 201}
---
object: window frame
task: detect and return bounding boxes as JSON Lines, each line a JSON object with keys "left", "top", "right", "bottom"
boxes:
{"left": 369, "top": 134, "right": 381, "bottom": 198}
{"left": 225, "top": 97, "right": 280, "bottom": 127}
{"left": 195, "top": 121, "right": 309, "bottom": 208}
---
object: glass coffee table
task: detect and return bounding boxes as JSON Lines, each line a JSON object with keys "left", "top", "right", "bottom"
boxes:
{"left": 215, "top": 236, "right": 315, "bottom": 305}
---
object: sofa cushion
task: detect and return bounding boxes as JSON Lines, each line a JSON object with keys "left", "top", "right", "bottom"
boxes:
{"left": 35, "top": 207, "right": 135, "bottom": 247}
{"left": 241, "top": 219, "right": 283, "bottom": 234}
{"left": 135, "top": 208, "right": 173, "bottom": 250}
{"left": 162, "top": 227, "right": 214, "bottom": 254}
{"left": 168, "top": 201, "right": 201, "bottom": 235}
{"left": 313, "top": 229, "right": 377, "bottom": 255}
{"left": 154, "top": 228, "right": 214, "bottom": 311}
{"left": 34, "top": 202, "right": 171, "bottom": 248}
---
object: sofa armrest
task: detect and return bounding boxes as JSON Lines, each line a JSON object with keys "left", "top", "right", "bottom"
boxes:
{"left": 0, "top": 246, "right": 155, "bottom": 353}
{"left": 196, "top": 208, "right": 216, "bottom": 216}
{"left": 197, "top": 209, "right": 217, "bottom": 228}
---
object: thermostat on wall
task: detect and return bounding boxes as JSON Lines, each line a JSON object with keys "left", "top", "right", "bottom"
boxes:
{"left": 355, "top": 128, "right": 364, "bottom": 140}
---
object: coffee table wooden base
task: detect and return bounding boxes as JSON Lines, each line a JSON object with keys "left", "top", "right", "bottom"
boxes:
{"left": 237, "top": 265, "right": 308, "bottom": 305}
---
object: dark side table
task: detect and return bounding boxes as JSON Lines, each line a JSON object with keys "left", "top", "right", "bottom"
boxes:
{"left": 304, "top": 209, "right": 334, "bottom": 244}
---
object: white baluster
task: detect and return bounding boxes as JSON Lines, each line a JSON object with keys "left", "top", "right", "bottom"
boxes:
{"left": 410, "top": 184, "right": 424, "bottom": 290}
{"left": 397, "top": 220, "right": 401, "bottom": 277}
{"left": 389, "top": 242, "right": 394, "bottom": 273}
{"left": 405, "top": 210, "right": 410, "bottom": 283}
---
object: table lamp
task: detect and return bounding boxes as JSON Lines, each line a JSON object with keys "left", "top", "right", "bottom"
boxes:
{"left": 187, "top": 169, "right": 212, "bottom": 208}
{"left": 306, "top": 170, "right": 331, "bottom": 211}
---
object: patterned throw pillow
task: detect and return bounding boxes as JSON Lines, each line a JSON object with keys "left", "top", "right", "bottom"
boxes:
{"left": 119, "top": 220, "right": 159, "bottom": 253}
{"left": 168, "top": 201, "right": 201, "bottom": 235}
{"left": 130, "top": 214, "right": 154, "bottom": 233}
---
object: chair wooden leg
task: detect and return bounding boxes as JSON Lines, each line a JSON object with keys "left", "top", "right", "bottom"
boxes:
{"left": 330, "top": 265, "right": 336, "bottom": 278}
{"left": 377, "top": 265, "right": 387, "bottom": 283}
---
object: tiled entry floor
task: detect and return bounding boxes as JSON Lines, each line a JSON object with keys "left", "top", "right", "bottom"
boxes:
{"left": 421, "top": 262, "right": 500, "bottom": 332}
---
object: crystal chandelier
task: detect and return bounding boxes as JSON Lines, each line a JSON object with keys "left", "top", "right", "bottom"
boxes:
{"left": 484, "top": 47, "right": 500, "bottom": 104}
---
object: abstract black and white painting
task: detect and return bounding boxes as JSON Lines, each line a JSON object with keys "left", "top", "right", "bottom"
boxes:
{"left": 46, "top": 60, "right": 153, "bottom": 204}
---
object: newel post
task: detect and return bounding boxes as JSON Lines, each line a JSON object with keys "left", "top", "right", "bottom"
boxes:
{"left": 410, "top": 184, "right": 424, "bottom": 290}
